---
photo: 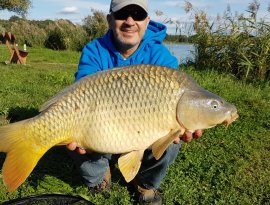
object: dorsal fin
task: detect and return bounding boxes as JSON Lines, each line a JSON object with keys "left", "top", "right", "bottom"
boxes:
{"left": 39, "top": 82, "right": 77, "bottom": 112}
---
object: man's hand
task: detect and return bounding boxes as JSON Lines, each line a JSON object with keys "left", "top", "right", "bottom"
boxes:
{"left": 66, "top": 142, "right": 87, "bottom": 154}
{"left": 173, "top": 130, "right": 203, "bottom": 144}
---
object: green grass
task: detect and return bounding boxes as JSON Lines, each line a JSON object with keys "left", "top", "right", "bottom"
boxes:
{"left": 0, "top": 44, "right": 81, "bottom": 64}
{"left": 0, "top": 45, "right": 269, "bottom": 204}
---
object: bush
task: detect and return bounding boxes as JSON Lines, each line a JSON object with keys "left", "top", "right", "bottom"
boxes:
{"left": 8, "top": 20, "right": 47, "bottom": 47}
{"left": 0, "top": 25, "right": 5, "bottom": 34}
{"left": 44, "top": 19, "right": 88, "bottom": 51}
{"left": 82, "top": 9, "right": 108, "bottom": 40}
{"left": 185, "top": 1, "right": 270, "bottom": 81}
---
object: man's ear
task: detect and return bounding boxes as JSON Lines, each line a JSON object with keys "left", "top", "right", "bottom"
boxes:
{"left": 107, "top": 14, "right": 113, "bottom": 29}
{"left": 146, "top": 16, "right": 150, "bottom": 28}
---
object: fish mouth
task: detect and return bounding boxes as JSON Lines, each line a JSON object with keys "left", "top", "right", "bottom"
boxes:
{"left": 223, "top": 112, "right": 239, "bottom": 128}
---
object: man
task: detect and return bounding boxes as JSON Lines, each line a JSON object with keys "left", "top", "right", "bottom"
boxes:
{"left": 67, "top": 0, "right": 202, "bottom": 204}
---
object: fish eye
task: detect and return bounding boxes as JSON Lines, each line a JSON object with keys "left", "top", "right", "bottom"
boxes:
{"left": 211, "top": 100, "right": 219, "bottom": 109}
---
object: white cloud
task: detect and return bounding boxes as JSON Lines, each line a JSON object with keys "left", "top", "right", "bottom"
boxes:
{"left": 162, "top": 1, "right": 182, "bottom": 7}
{"left": 59, "top": 6, "right": 79, "bottom": 14}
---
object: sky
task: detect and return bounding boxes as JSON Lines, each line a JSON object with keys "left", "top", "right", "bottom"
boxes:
{"left": 1, "top": 0, "right": 269, "bottom": 34}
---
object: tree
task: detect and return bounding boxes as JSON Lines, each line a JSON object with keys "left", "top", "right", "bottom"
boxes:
{"left": 9, "top": 15, "right": 22, "bottom": 21}
{"left": 0, "top": 0, "right": 32, "bottom": 16}
{"left": 83, "top": 9, "right": 108, "bottom": 39}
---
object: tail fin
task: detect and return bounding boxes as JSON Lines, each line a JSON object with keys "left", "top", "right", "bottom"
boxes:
{"left": 0, "top": 120, "right": 48, "bottom": 192}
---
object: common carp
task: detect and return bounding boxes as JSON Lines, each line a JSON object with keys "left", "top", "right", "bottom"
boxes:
{"left": 0, "top": 65, "right": 238, "bottom": 192}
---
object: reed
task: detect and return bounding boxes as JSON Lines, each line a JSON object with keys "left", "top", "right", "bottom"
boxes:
{"left": 185, "top": 1, "right": 270, "bottom": 81}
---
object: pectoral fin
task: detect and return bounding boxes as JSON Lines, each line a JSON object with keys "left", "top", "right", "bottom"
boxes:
{"left": 152, "top": 129, "right": 184, "bottom": 160}
{"left": 118, "top": 150, "right": 144, "bottom": 182}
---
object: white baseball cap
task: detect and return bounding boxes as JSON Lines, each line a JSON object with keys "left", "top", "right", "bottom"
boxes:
{"left": 110, "top": 0, "right": 148, "bottom": 13}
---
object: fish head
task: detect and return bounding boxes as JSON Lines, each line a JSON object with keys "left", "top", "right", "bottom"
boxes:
{"left": 176, "top": 89, "right": 238, "bottom": 131}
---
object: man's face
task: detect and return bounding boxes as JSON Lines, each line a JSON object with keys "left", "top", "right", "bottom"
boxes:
{"left": 108, "top": 5, "right": 150, "bottom": 50}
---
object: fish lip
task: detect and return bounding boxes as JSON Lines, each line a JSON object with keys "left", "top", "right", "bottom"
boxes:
{"left": 223, "top": 112, "right": 239, "bottom": 128}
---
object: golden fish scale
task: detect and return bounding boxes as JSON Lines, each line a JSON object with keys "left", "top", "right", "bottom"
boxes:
{"left": 26, "top": 65, "right": 183, "bottom": 153}
{"left": 24, "top": 104, "right": 75, "bottom": 151}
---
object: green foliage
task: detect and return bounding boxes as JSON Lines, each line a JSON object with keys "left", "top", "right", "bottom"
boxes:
{"left": 0, "top": 25, "right": 5, "bottom": 34}
{"left": 192, "top": 28, "right": 270, "bottom": 82}
{"left": 184, "top": 1, "right": 270, "bottom": 81}
{"left": 0, "top": 0, "right": 31, "bottom": 16}
{"left": 8, "top": 15, "right": 21, "bottom": 22}
{"left": 0, "top": 18, "right": 89, "bottom": 51}
{"left": 44, "top": 20, "right": 89, "bottom": 51}
{"left": 165, "top": 35, "right": 191, "bottom": 43}
{"left": 0, "top": 19, "right": 11, "bottom": 34}
{"left": 0, "top": 10, "right": 107, "bottom": 52}
{"left": 82, "top": 9, "right": 108, "bottom": 40}
{"left": 9, "top": 20, "right": 47, "bottom": 47}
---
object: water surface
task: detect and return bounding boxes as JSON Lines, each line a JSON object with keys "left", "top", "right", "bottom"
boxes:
{"left": 165, "top": 43, "right": 196, "bottom": 65}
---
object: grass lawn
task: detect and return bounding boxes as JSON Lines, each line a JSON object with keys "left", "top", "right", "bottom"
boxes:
{"left": 0, "top": 45, "right": 269, "bottom": 204}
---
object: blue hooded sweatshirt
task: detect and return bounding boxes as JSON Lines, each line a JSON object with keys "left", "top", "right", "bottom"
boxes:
{"left": 75, "top": 20, "right": 178, "bottom": 81}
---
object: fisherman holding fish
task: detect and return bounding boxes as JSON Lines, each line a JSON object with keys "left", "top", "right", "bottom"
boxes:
{"left": 67, "top": 0, "right": 202, "bottom": 204}
{"left": 0, "top": 0, "right": 238, "bottom": 202}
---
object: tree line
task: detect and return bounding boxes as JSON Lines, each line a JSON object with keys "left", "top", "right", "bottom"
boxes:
{"left": 0, "top": 10, "right": 109, "bottom": 51}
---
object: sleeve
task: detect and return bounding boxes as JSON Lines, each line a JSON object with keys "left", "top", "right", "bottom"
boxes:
{"left": 75, "top": 42, "right": 102, "bottom": 81}
{"left": 148, "top": 44, "right": 179, "bottom": 69}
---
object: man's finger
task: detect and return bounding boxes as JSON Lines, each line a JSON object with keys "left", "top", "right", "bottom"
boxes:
{"left": 77, "top": 147, "right": 87, "bottom": 155}
{"left": 66, "top": 142, "right": 78, "bottom": 151}
{"left": 181, "top": 131, "right": 192, "bottom": 142}
{"left": 194, "top": 130, "right": 203, "bottom": 139}
{"left": 173, "top": 137, "right": 181, "bottom": 144}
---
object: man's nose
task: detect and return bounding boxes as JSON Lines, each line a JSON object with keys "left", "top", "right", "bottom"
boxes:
{"left": 125, "top": 16, "right": 136, "bottom": 25}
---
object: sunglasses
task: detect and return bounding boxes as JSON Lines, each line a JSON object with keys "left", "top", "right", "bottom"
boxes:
{"left": 112, "top": 9, "right": 148, "bottom": 21}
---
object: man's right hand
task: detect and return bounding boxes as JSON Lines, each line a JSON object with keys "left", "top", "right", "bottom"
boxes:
{"left": 66, "top": 142, "right": 87, "bottom": 154}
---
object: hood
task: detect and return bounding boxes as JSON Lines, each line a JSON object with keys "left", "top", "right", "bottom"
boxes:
{"left": 143, "top": 20, "right": 167, "bottom": 44}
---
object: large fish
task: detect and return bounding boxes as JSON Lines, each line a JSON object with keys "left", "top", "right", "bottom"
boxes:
{"left": 0, "top": 65, "right": 238, "bottom": 192}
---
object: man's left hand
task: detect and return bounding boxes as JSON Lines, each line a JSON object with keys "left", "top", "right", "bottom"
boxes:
{"left": 173, "top": 130, "right": 203, "bottom": 144}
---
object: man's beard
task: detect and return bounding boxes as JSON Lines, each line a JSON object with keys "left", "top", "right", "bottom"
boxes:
{"left": 113, "top": 31, "right": 139, "bottom": 51}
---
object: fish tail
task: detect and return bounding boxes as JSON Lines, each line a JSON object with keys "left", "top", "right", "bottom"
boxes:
{"left": 0, "top": 120, "right": 48, "bottom": 192}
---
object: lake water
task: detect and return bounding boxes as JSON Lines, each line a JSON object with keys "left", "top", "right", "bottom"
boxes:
{"left": 165, "top": 43, "right": 196, "bottom": 65}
